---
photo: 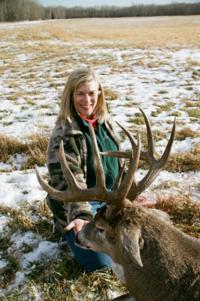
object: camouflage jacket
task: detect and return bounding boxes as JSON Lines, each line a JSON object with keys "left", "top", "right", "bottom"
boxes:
{"left": 46, "top": 114, "right": 120, "bottom": 233}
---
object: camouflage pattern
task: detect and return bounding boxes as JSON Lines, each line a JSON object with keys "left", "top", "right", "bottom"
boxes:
{"left": 46, "top": 115, "right": 120, "bottom": 231}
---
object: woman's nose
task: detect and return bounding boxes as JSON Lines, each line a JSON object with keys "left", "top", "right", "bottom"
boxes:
{"left": 82, "top": 93, "right": 91, "bottom": 102}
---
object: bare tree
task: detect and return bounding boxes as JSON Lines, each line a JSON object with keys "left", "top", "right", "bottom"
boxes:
{"left": 0, "top": 1, "right": 200, "bottom": 21}
{"left": 0, "top": 0, "right": 44, "bottom": 21}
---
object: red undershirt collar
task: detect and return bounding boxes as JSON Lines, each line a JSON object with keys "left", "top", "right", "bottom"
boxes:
{"left": 79, "top": 113, "right": 97, "bottom": 129}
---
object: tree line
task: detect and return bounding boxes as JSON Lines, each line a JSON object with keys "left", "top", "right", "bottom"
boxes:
{"left": 0, "top": 0, "right": 200, "bottom": 22}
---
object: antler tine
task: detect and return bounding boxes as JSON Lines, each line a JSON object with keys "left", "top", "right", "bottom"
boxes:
{"left": 116, "top": 121, "right": 137, "bottom": 146}
{"left": 100, "top": 114, "right": 153, "bottom": 163}
{"left": 35, "top": 166, "right": 70, "bottom": 202}
{"left": 127, "top": 118, "right": 176, "bottom": 201}
{"left": 88, "top": 124, "right": 105, "bottom": 188}
{"left": 105, "top": 127, "right": 141, "bottom": 220}
{"left": 158, "top": 118, "right": 176, "bottom": 166}
{"left": 114, "top": 123, "right": 141, "bottom": 205}
{"left": 112, "top": 163, "right": 126, "bottom": 190}
{"left": 57, "top": 140, "right": 82, "bottom": 191}
{"left": 99, "top": 120, "right": 138, "bottom": 160}
{"left": 139, "top": 108, "right": 154, "bottom": 160}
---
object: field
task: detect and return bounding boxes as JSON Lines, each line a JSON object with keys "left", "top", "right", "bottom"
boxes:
{"left": 0, "top": 16, "right": 200, "bottom": 300}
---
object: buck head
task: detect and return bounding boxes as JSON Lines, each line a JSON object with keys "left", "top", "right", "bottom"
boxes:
{"left": 77, "top": 200, "right": 173, "bottom": 271}
{"left": 76, "top": 205, "right": 146, "bottom": 268}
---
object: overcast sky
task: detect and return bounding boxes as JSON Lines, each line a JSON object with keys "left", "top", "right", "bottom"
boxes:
{"left": 38, "top": 0, "right": 199, "bottom": 7}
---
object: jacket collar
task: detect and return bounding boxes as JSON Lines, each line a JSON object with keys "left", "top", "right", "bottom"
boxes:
{"left": 61, "top": 116, "right": 83, "bottom": 136}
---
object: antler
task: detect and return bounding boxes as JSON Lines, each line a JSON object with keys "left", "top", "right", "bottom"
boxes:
{"left": 36, "top": 123, "right": 141, "bottom": 212}
{"left": 100, "top": 108, "right": 176, "bottom": 201}
{"left": 36, "top": 110, "right": 175, "bottom": 219}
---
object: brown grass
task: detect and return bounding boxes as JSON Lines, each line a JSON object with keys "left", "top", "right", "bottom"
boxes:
{"left": 186, "top": 108, "right": 200, "bottom": 119}
{"left": 0, "top": 134, "right": 48, "bottom": 168}
{"left": 0, "top": 201, "right": 52, "bottom": 239}
{"left": 0, "top": 135, "right": 26, "bottom": 162}
{"left": 25, "top": 134, "right": 49, "bottom": 168}
{"left": 1, "top": 16, "right": 200, "bottom": 48}
{"left": 176, "top": 127, "right": 200, "bottom": 140}
{"left": 154, "top": 194, "right": 200, "bottom": 238}
{"left": 166, "top": 150, "right": 200, "bottom": 172}
{"left": 0, "top": 201, "right": 53, "bottom": 290}
{"left": 104, "top": 87, "right": 118, "bottom": 100}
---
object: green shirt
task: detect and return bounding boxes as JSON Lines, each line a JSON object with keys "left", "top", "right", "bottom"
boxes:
{"left": 77, "top": 117, "right": 119, "bottom": 190}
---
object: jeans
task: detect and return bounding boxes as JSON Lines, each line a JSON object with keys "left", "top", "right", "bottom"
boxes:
{"left": 63, "top": 201, "right": 112, "bottom": 272}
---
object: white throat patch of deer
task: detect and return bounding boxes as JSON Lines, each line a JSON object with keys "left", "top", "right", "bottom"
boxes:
{"left": 36, "top": 109, "right": 200, "bottom": 301}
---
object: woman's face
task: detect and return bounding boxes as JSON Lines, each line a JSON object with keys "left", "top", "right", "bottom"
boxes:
{"left": 74, "top": 80, "right": 99, "bottom": 118}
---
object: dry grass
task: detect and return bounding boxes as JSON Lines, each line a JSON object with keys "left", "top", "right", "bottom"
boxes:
{"left": 0, "top": 135, "right": 26, "bottom": 162}
{"left": 154, "top": 194, "right": 200, "bottom": 238}
{"left": 25, "top": 134, "right": 49, "bottom": 168}
{"left": 166, "top": 147, "right": 200, "bottom": 172}
{"left": 0, "top": 201, "right": 52, "bottom": 238}
{"left": 156, "top": 103, "right": 176, "bottom": 114}
{"left": 2, "top": 265, "right": 125, "bottom": 301}
{"left": 1, "top": 16, "right": 200, "bottom": 47}
{"left": 183, "top": 99, "right": 200, "bottom": 107}
{"left": 104, "top": 87, "right": 118, "bottom": 100}
{"left": 0, "top": 134, "right": 48, "bottom": 168}
{"left": 0, "top": 202, "right": 53, "bottom": 290}
{"left": 0, "top": 254, "right": 20, "bottom": 289}
{"left": 176, "top": 127, "right": 200, "bottom": 140}
{"left": 127, "top": 114, "right": 145, "bottom": 126}
{"left": 186, "top": 108, "right": 200, "bottom": 119}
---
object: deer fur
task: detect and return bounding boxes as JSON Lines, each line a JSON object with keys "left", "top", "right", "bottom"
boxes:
{"left": 76, "top": 205, "right": 200, "bottom": 301}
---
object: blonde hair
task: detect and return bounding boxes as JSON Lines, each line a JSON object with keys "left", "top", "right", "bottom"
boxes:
{"left": 58, "top": 68, "right": 108, "bottom": 123}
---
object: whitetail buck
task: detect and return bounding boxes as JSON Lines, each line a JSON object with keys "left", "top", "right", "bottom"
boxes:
{"left": 36, "top": 110, "right": 200, "bottom": 301}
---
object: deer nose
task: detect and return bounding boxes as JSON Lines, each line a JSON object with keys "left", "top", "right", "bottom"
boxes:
{"left": 74, "top": 231, "right": 83, "bottom": 247}
{"left": 75, "top": 232, "right": 91, "bottom": 249}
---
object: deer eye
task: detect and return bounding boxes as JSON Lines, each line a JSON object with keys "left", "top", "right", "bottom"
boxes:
{"left": 96, "top": 226, "right": 105, "bottom": 233}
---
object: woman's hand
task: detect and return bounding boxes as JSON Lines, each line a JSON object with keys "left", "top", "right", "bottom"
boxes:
{"left": 65, "top": 218, "right": 89, "bottom": 234}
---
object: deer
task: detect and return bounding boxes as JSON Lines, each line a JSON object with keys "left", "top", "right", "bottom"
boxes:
{"left": 36, "top": 109, "right": 200, "bottom": 301}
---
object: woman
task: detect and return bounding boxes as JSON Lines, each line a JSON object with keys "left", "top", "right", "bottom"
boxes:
{"left": 46, "top": 68, "right": 120, "bottom": 272}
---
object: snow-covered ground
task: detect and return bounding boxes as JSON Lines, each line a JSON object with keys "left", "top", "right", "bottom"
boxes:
{"left": 0, "top": 19, "right": 199, "bottom": 297}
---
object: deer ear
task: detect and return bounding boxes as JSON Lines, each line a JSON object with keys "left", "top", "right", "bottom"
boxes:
{"left": 119, "top": 225, "right": 143, "bottom": 268}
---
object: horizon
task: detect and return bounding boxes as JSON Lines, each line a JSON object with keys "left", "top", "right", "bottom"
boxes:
{"left": 38, "top": 0, "right": 199, "bottom": 8}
